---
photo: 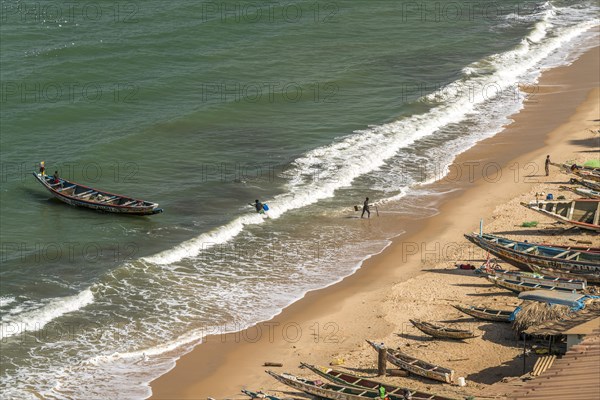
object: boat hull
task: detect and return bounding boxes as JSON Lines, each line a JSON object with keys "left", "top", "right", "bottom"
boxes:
{"left": 453, "top": 305, "right": 513, "bottom": 322}
{"left": 267, "top": 371, "right": 411, "bottom": 400}
{"left": 464, "top": 233, "right": 600, "bottom": 275}
{"left": 410, "top": 319, "right": 478, "bottom": 340}
{"left": 521, "top": 199, "right": 600, "bottom": 232}
{"left": 299, "top": 363, "right": 456, "bottom": 400}
{"left": 33, "top": 173, "right": 162, "bottom": 215}
{"left": 366, "top": 340, "right": 454, "bottom": 384}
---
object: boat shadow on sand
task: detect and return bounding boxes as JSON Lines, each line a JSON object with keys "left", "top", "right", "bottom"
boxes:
{"left": 452, "top": 283, "right": 495, "bottom": 288}
{"left": 465, "top": 290, "right": 514, "bottom": 297}
{"left": 420, "top": 268, "right": 487, "bottom": 276}
{"left": 396, "top": 332, "right": 472, "bottom": 344}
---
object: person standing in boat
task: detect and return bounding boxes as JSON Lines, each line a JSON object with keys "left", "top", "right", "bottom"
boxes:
{"left": 545, "top": 155, "right": 551, "bottom": 176}
{"left": 39, "top": 161, "right": 45, "bottom": 176}
{"left": 361, "top": 197, "right": 370, "bottom": 219}
{"left": 53, "top": 170, "right": 60, "bottom": 184}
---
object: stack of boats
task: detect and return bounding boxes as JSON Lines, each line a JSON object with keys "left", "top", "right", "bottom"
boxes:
{"left": 464, "top": 233, "right": 600, "bottom": 284}
{"left": 251, "top": 364, "right": 459, "bottom": 400}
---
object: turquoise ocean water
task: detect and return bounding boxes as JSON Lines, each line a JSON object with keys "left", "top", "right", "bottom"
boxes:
{"left": 1, "top": 1, "right": 598, "bottom": 398}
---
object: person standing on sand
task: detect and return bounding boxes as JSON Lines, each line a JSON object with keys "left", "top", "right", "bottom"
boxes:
{"left": 545, "top": 155, "right": 551, "bottom": 176}
{"left": 361, "top": 197, "right": 370, "bottom": 219}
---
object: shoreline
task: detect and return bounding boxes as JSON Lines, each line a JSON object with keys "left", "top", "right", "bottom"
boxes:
{"left": 150, "top": 45, "right": 600, "bottom": 399}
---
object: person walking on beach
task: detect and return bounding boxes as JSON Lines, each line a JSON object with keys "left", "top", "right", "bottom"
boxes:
{"left": 361, "top": 197, "right": 370, "bottom": 219}
{"left": 545, "top": 155, "right": 551, "bottom": 176}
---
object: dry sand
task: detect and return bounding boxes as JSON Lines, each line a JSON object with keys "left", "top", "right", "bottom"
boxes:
{"left": 150, "top": 46, "right": 599, "bottom": 399}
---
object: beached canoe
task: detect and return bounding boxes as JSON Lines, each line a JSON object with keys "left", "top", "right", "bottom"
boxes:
{"left": 486, "top": 275, "right": 582, "bottom": 294}
{"left": 33, "top": 172, "right": 163, "bottom": 215}
{"left": 560, "top": 185, "right": 600, "bottom": 200}
{"left": 409, "top": 319, "right": 478, "bottom": 340}
{"left": 453, "top": 305, "right": 514, "bottom": 322}
{"left": 266, "top": 370, "right": 418, "bottom": 400}
{"left": 464, "top": 233, "right": 600, "bottom": 274}
{"left": 366, "top": 340, "right": 454, "bottom": 384}
{"left": 527, "top": 265, "right": 600, "bottom": 285}
{"left": 299, "top": 363, "right": 456, "bottom": 400}
{"left": 493, "top": 270, "right": 587, "bottom": 291}
{"left": 570, "top": 178, "right": 600, "bottom": 192}
{"left": 520, "top": 199, "right": 600, "bottom": 231}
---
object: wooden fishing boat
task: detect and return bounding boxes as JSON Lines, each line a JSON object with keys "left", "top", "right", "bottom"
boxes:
{"left": 33, "top": 172, "right": 163, "bottom": 215}
{"left": 366, "top": 340, "right": 454, "bottom": 384}
{"left": 570, "top": 178, "right": 600, "bottom": 192}
{"left": 267, "top": 370, "right": 419, "bottom": 400}
{"left": 241, "top": 390, "right": 282, "bottom": 400}
{"left": 486, "top": 275, "right": 581, "bottom": 293}
{"left": 409, "top": 319, "right": 478, "bottom": 340}
{"left": 299, "top": 363, "right": 456, "bottom": 400}
{"left": 552, "top": 162, "right": 600, "bottom": 182}
{"left": 520, "top": 199, "right": 600, "bottom": 231}
{"left": 528, "top": 265, "right": 600, "bottom": 285}
{"left": 493, "top": 270, "right": 586, "bottom": 291}
{"left": 464, "top": 233, "right": 600, "bottom": 275}
{"left": 573, "top": 169, "right": 600, "bottom": 183}
{"left": 452, "top": 305, "right": 514, "bottom": 322}
{"left": 560, "top": 185, "right": 600, "bottom": 200}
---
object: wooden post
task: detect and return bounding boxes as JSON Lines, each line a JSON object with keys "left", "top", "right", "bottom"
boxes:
{"left": 522, "top": 334, "right": 527, "bottom": 375}
{"left": 377, "top": 345, "right": 387, "bottom": 377}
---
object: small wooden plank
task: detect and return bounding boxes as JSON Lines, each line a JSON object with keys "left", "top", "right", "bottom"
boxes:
{"left": 553, "top": 250, "right": 570, "bottom": 259}
{"left": 565, "top": 251, "right": 581, "bottom": 260}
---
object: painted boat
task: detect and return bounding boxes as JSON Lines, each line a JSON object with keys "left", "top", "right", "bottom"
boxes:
{"left": 520, "top": 199, "right": 600, "bottom": 231}
{"left": 366, "top": 340, "right": 454, "bottom": 384}
{"left": 493, "top": 270, "right": 586, "bottom": 291}
{"left": 464, "top": 233, "right": 600, "bottom": 275}
{"left": 528, "top": 265, "right": 600, "bottom": 285}
{"left": 267, "top": 370, "right": 419, "bottom": 400}
{"left": 570, "top": 178, "right": 600, "bottom": 192}
{"left": 33, "top": 172, "right": 163, "bottom": 215}
{"left": 486, "top": 275, "right": 581, "bottom": 293}
{"left": 560, "top": 185, "right": 600, "bottom": 200}
{"left": 241, "top": 390, "right": 282, "bottom": 400}
{"left": 299, "top": 363, "right": 456, "bottom": 400}
{"left": 452, "top": 305, "right": 514, "bottom": 322}
{"left": 409, "top": 319, "right": 478, "bottom": 340}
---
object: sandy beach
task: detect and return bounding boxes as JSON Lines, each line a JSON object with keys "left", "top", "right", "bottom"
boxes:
{"left": 150, "top": 45, "right": 599, "bottom": 400}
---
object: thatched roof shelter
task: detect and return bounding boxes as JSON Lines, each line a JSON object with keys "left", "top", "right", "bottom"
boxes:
{"left": 514, "top": 299, "right": 600, "bottom": 335}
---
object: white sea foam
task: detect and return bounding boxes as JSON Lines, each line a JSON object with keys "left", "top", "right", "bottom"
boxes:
{"left": 143, "top": 5, "right": 598, "bottom": 267}
{"left": 0, "top": 296, "right": 16, "bottom": 309}
{"left": 3, "top": 4, "right": 599, "bottom": 400}
{"left": 0, "top": 289, "right": 94, "bottom": 340}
